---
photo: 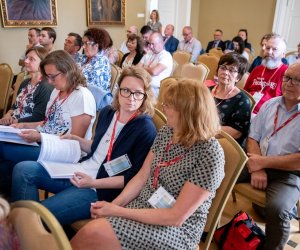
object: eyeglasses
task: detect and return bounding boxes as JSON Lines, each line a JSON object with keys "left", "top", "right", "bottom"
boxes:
{"left": 219, "top": 65, "right": 238, "bottom": 74}
{"left": 82, "top": 41, "right": 96, "bottom": 47}
{"left": 282, "top": 75, "right": 300, "bottom": 86}
{"left": 46, "top": 72, "right": 61, "bottom": 81}
{"left": 119, "top": 88, "right": 146, "bottom": 100}
{"left": 182, "top": 33, "right": 191, "bottom": 37}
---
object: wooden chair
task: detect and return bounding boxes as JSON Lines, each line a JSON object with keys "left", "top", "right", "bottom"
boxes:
{"left": 198, "top": 131, "right": 248, "bottom": 250}
{"left": 180, "top": 62, "right": 209, "bottom": 82}
{"left": 11, "top": 71, "right": 26, "bottom": 106}
{"left": 208, "top": 48, "right": 224, "bottom": 58}
{"left": 116, "top": 50, "right": 124, "bottom": 67}
{"left": 8, "top": 200, "right": 72, "bottom": 250}
{"left": 236, "top": 72, "right": 249, "bottom": 89}
{"left": 0, "top": 63, "right": 14, "bottom": 117}
{"left": 197, "top": 53, "right": 219, "bottom": 81}
{"left": 239, "top": 88, "right": 256, "bottom": 112}
{"left": 110, "top": 64, "right": 122, "bottom": 93}
{"left": 171, "top": 59, "right": 179, "bottom": 76}
{"left": 285, "top": 50, "right": 297, "bottom": 58}
{"left": 173, "top": 51, "right": 191, "bottom": 65}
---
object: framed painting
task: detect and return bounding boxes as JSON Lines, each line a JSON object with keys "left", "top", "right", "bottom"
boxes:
{"left": 0, "top": 0, "right": 57, "bottom": 28}
{"left": 87, "top": 0, "right": 125, "bottom": 26}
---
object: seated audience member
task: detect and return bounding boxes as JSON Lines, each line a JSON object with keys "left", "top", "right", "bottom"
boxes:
{"left": 0, "top": 197, "right": 19, "bottom": 249}
{"left": 39, "top": 27, "right": 56, "bottom": 53}
{"left": 71, "top": 78, "right": 225, "bottom": 250}
{"left": 178, "top": 26, "right": 202, "bottom": 63}
{"left": 238, "top": 28, "right": 253, "bottom": 53}
{"left": 147, "top": 9, "right": 162, "bottom": 33}
{"left": 244, "top": 33, "right": 288, "bottom": 114}
{"left": 286, "top": 42, "right": 300, "bottom": 65}
{"left": 19, "top": 27, "right": 41, "bottom": 71}
{"left": 104, "top": 36, "right": 119, "bottom": 65}
{"left": 0, "top": 50, "right": 96, "bottom": 197}
{"left": 211, "top": 52, "right": 251, "bottom": 145}
{"left": 163, "top": 24, "right": 179, "bottom": 55}
{"left": 138, "top": 32, "right": 173, "bottom": 97}
{"left": 0, "top": 47, "right": 53, "bottom": 126}
{"left": 206, "top": 29, "right": 225, "bottom": 53}
{"left": 120, "top": 26, "right": 138, "bottom": 54}
{"left": 249, "top": 33, "right": 288, "bottom": 73}
{"left": 238, "top": 62, "right": 300, "bottom": 250}
{"left": 231, "top": 36, "right": 249, "bottom": 61}
{"left": 120, "top": 34, "right": 145, "bottom": 68}
{"left": 64, "top": 32, "right": 82, "bottom": 63}
{"left": 77, "top": 28, "right": 111, "bottom": 91}
{"left": 140, "top": 25, "right": 153, "bottom": 53}
{"left": 11, "top": 67, "right": 157, "bottom": 225}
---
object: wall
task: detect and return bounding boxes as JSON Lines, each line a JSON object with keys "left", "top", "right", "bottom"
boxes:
{"left": 194, "top": 0, "right": 276, "bottom": 56}
{"left": 0, "top": 0, "right": 146, "bottom": 73}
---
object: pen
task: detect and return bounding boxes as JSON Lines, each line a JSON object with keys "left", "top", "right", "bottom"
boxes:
{"left": 61, "top": 129, "right": 69, "bottom": 136}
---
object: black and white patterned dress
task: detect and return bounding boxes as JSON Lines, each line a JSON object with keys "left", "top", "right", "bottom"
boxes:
{"left": 108, "top": 126, "right": 225, "bottom": 250}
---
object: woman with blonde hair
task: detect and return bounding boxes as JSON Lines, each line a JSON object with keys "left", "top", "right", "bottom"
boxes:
{"left": 147, "top": 9, "right": 162, "bottom": 33}
{"left": 71, "top": 78, "right": 225, "bottom": 250}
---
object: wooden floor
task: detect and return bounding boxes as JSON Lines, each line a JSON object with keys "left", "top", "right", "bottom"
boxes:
{"left": 222, "top": 193, "right": 300, "bottom": 250}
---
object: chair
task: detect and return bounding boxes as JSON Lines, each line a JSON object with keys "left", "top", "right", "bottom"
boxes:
{"left": 180, "top": 62, "right": 209, "bottom": 82}
{"left": 239, "top": 88, "right": 256, "bottom": 112}
{"left": 198, "top": 131, "right": 248, "bottom": 250}
{"left": 11, "top": 71, "right": 26, "bottom": 105}
{"left": 173, "top": 51, "right": 192, "bottom": 65}
{"left": 110, "top": 64, "right": 122, "bottom": 93}
{"left": 285, "top": 50, "right": 297, "bottom": 58}
{"left": 0, "top": 63, "right": 14, "bottom": 117}
{"left": 8, "top": 200, "right": 72, "bottom": 250}
{"left": 171, "top": 59, "right": 179, "bottom": 76}
{"left": 116, "top": 50, "right": 124, "bottom": 67}
{"left": 208, "top": 48, "right": 224, "bottom": 58}
{"left": 197, "top": 53, "right": 219, "bottom": 81}
{"left": 236, "top": 72, "right": 249, "bottom": 89}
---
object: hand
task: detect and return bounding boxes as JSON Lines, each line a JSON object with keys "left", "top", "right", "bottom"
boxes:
{"left": 70, "top": 172, "right": 94, "bottom": 188}
{"left": 0, "top": 116, "right": 15, "bottom": 125}
{"left": 90, "top": 201, "right": 119, "bottom": 219}
{"left": 18, "top": 130, "right": 41, "bottom": 143}
{"left": 250, "top": 170, "right": 268, "bottom": 190}
{"left": 247, "top": 153, "right": 266, "bottom": 173}
{"left": 60, "top": 133, "right": 78, "bottom": 141}
{"left": 11, "top": 123, "right": 25, "bottom": 129}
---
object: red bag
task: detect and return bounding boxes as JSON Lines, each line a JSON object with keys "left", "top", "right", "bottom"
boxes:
{"left": 214, "top": 211, "right": 265, "bottom": 250}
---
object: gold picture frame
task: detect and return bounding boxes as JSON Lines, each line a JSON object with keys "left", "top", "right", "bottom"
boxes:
{"left": 87, "top": 0, "right": 125, "bottom": 26}
{"left": 0, "top": 0, "right": 58, "bottom": 28}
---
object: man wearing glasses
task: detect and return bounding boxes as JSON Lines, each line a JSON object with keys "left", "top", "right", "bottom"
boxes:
{"left": 63, "top": 32, "right": 82, "bottom": 63}
{"left": 241, "top": 62, "right": 300, "bottom": 249}
{"left": 177, "top": 26, "right": 202, "bottom": 63}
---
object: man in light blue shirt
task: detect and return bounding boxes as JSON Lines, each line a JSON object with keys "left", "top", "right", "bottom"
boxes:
{"left": 244, "top": 62, "right": 300, "bottom": 249}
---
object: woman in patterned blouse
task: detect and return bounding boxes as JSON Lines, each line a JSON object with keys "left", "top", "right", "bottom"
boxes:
{"left": 0, "top": 47, "right": 53, "bottom": 125}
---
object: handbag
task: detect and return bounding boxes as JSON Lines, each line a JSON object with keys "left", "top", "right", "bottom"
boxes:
{"left": 213, "top": 211, "right": 265, "bottom": 250}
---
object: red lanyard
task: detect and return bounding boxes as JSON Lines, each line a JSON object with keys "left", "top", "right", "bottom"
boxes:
{"left": 18, "top": 83, "right": 39, "bottom": 114}
{"left": 270, "top": 105, "right": 300, "bottom": 137}
{"left": 44, "top": 91, "right": 70, "bottom": 123}
{"left": 260, "top": 64, "right": 283, "bottom": 91}
{"left": 152, "top": 140, "right": 188, "bottom": 190}
{"left": 106, "top": 111, "right": 139, "bottom": 162}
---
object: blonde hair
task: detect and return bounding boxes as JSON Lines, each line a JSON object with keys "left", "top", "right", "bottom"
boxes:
{"left": 162, "top": 78, "right": 220, "bottom": 147}
{"left": 0, "top": 197, "right": 10, "bottom": 220}
{"left": 111, "top": 66, "right": 155, "bottom": 116}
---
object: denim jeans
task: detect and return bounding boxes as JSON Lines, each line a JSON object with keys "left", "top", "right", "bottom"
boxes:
{"left": 11, "top": 161, "right": 98, "bottom": 225}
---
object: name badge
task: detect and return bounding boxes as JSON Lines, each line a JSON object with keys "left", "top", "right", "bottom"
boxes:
{"left": 103, "top": 154, "right": 132, "bottom": 177}
{"left": 252, "top": 92, "right": 264, "bottom": 104}
{"left": 148, "top": 186, "right": 176, "bottom": 209}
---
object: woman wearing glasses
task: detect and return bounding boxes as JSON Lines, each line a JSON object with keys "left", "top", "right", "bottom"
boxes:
{"left": 78, "top": 28, "right": 111, "bottom": 92}
{"left": 0, "top": 50, "right": 96, "bottom": 197}
{"left": 0, "top": 47, "right": 53, "bottom": 126}
{"left": 212, "top": 52, "right": 251, "bottom": 144}
{"left": 11, "top": 66, "right": 157, "bottom": 226}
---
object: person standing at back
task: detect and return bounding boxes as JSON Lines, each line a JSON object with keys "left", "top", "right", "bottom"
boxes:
{"left": 147, "top": 10, "right": 162, "bottom": 33}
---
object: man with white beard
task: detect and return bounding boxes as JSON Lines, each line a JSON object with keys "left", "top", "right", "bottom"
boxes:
{"left": 244, "top": 33, "right": 288, "bottom": 114}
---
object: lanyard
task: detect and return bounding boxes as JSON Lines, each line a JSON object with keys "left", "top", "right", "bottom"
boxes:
{"left": 270, "top": 105, "right": 300, "bottom": 138}
{"left": 260, "top": 64, "right": 283, "bottom": 92}
{"left": 152, "top": 140, "right": 188, "bottom": 190}
{"left": 44, "top": 91, "right": 71, "bottom": 124}
{"left": 18, "top": 82, "right": 39, "bottom": 114}
{"left": 106, "top": 111, "right": 139, "bottom": 162}
{"left": 212, "top": 85, "right": 236, "bottom": 106}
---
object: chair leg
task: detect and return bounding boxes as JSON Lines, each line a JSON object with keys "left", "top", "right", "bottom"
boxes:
{"left": 297, "top": 200, "right": 300, "bottom": 232}
{"left": 232, "top": 191, "right": 237, "bottom": 202}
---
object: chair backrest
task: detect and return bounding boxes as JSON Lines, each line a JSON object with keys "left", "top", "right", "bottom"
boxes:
{"left": 208, "top": 48, "right": 224, "bottom": 58}
{"left": 180, "top": 62, "right": 210, "bottom": 82}
{"left": 152, "top": 108, "right": 167, "bottom": 131}
{"left": 8, "top": 200, "right": 72, "bottom": 250}
{"left": 239, "top": 87, "right": 256, "bottom": 112}
{"left": 236, "top": 72, "right": 249, "bottom": 89}
{"left": 200, "top": 130, "right": 248, "bottom": 250}
{"left": 285, "top": 50, "right": 298, "bottom": 58}
{"left": 116, "top": 50, "right": 124, "bottom": 67}
{"left": 197, "top": 53, "right": 219, "bottom": 80}
{"left": 0, "top": 63, "right": 14, "bottom": 116}
{"left": 11, "top": 71, "right": 26, "bottom": 105}
{"left": 173, "top": 51, "right": 191, "bottom": 65}
{"left": 171, "top": 59, "right": 179, "bottom": 76}
{"left": 110, "top": 64, "right": 122, "bottom": 93}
